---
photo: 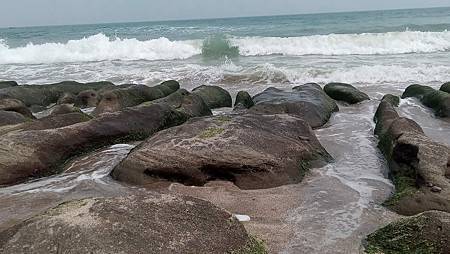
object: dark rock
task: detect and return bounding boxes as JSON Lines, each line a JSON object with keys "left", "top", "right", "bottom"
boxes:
{"left": 0, "top": 111, "right": 27, "bottom": 127}
{"left": 74, "top": 90, "right": 99, "bottom": 108}
{"left": 374, "top": 96, "right": 450, "bottom": 215}
{"left": 402, "top": 84, "right": 450, "bottom": 117}
{"left": 0, "top": 194, "right": 260, "bottom": 254}
{"left": 249, "top": 83, "right": 338, "bottom": 128}
{"left": 112, "top": 113, "right": 332, "bottom": 190}
{"left": 49, "top": 104, "right": 82, "bottom": 116}
{"left": 0, "top": 112, "right": 91, "bottom": 136}
{"left": 93, "top": 81, "right": 180, "bottom": 115}
{"left": 365, "top": 211, "right": 450, "bottom": 254}
{"left": 149, "top": 89, "right": 212, "bottom": 117}
{"left": 324, "top": 82, "right": 370, "bottom": 104}
{"left": 192, "top": 85, "right": 232, "bottom": 109}
{"left": 0, "top": 81, "right": 18, "bottom": 89}
{"left": 57, "top": 92, "right": 76, "bottom": 105}
{"left": 234, "top": 91, "right": 254, "bottom": 109}
{"left": 0, "top": 81, "right": 115, "bottom": 107}
{"left": 0, "top": 98, "right": 35, "bottom": 118}
{"left": 441, "top": 82, "right": 450, "bottom": 93}
{"left": 0, "top": 103, "right": 188, "bottom": 186}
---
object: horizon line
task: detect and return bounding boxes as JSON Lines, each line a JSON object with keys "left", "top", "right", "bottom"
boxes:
{"left": 0, "top": 5, "right": 449, "bottom": 29}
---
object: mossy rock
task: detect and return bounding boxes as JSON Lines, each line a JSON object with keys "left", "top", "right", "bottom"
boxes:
{"left": 234, "top": 91, "right": 254, "bottom": 109}
{"left": 324, "top": 82, "right": 370, "bottom": 104}
{"left": 440, "top": 82, "right": 450, "bottom": 93}
{"left": 365, "top": 211, "right": 450, "bottom": 254}
{"left": 192, "top": 85, "right": 232, "bottom": 109}
{"left": 381, "top": 94, "right": 400, "bottom": 107}
{"left": 402, "top": 84, "right": 450, "bottom": 117}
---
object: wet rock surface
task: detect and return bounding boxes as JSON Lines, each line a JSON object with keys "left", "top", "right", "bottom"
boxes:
{"left": 0, "top": 98, "right": 35, "bottom": 119}
{"left": 374, "top": 95, "right": 450, "bottom": 215}
{"left": 150, "top": 89, "right": 212, "bottom": 117}
{"left": 112, "top": 113, "right": 332, "bottom": 189}
{"left": 0, "top": 104, "right": 188, "bottom": 186}
{"left": 249, "top": 83, "right": 338, "bottom": 128}
{"left": 440, "top": 82, "right": 450, "bottom": 93}
{"left": 402, "top": 84, "right": 450, "bottom": 117}
{"left": 0, "top": 81, "right": 115, "bottom": 107}
{"left": 324, "top": 82, "right": 370, "bottom": 104}
{"left": 0, "top": 194, "right": 257, "bottom": 254}
{"left": 192, "top": 85, "right": 233, "bottom": 109}
{"left": 93, "top": 81, "right": 180, "bottom": 115}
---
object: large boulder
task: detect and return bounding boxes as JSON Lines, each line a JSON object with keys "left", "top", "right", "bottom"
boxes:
{"left": 0, "top": 81, "right": 18, "bottom": 89}
{"left": 57, "top": 92, "right": 76, "bottom": 105}
{"left": 192, "top": 85, "right": 232, "bottom": 109}
{"left": 0, "top": 81, "right": 115, "bottom": 107}
{"left": 402, "top": 84, "right": 450, "bottom": 117}
{"left": 149, "top": 89, "right": 212, "bottom": 117}
{"left": 0, "top": 194, "right": 262, "bottom": 254}
{"left": 48, "top": 104, "right": 81, "bottom": 116}
{"left": 324, "top": 82, "right": 370, "bottom": 104}
{"left": 364, "top": 211, "right": 450, "bottom": 254}
{"left": 93, "top": 81, "right": 180, "bottom": 115}
{"left": 112, "top": 113, "right": 332, "bottom": 190}
{"left": 0, "top": 112, "right": 91, "bottom": 136}
{"left": 440, "top": 82, "right": 450, "bottom": 93}
{"left": 374, "top": 95, "right": 450, "bottom": 215}
{"left": 234, "top": 91, "right": 254, "bottom": 109}
{"left": 0, "top": 111, "right": 27, "bottom": 127}
{"left": 249, "top": 83, "right": 339, "bottom": 128}
{"left": 0, "top": 103, "right": 188, "bottom": 186}
{"left": 0, "top": 98, "right": 34, "bottom": 118}
{"left": 74, "top": 90, "right": 99, "bottom": 108}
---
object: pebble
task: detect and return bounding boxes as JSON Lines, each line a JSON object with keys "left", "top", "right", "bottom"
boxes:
{"left": 431, "top": 186, "right": 442, "bottom": 193}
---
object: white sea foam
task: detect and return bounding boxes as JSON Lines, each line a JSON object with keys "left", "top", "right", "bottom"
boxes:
{"left": 0, "top": 33, "right": 201, "bottom": 64}
{"left": 233, "top": 31, "right": 450, "bottom": 56}
{"left": 1, "top": 31, "right": 450, "bottom": 64}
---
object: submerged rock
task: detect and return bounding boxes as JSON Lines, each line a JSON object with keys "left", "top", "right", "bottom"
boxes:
{"left": 0, "top": 194, "right": 261, "bottom": 254}
{"left": 249, "top": 83, "right": 338, "bottom": 128}
{"left": 0, "top": 81, "right": 18, "bottom": 89}
{"left": 0, "top": 98, "right": 34, "bottom": 119}
{"left": 0, "top": 104, "right": 188, "bottom": 186}
{"left": 93, "top": 81, "right": 180, "bottom": 115}
{"left": 364, "top": 211, "right": 450, "bottom": 254}
{"left": 234, "top": 91, "right": 254, "bottom": 109}
{"left": 0, "top": 81, "right": 115, "bottom": 107}
{"left": 440, "top": 82, "right": 450, "bottom": 93}
{"left": 112, "top": 113, "right": 332, "bottom": 190}
{"left": 402, "top": 84, "right": 450, "bottom": 117}
{"left": 324, "top": 82, "right": 370, "bottom": 104}
{"left": 374, "top": 95, "right": 450, "bottom": 215}
{"left": 192, "top": 85, "right": 232, "bottom": 109}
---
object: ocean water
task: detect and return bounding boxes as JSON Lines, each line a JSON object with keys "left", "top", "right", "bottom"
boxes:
{"left": 0, "top": 7, "right": 449, "bottom": 90}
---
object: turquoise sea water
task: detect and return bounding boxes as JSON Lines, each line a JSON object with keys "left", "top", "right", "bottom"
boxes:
{"left": 0, "top": 7, "right": 449, "bottom": 91}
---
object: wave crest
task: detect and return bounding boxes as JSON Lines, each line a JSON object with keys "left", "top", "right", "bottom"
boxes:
{"left": 0, "top": 31, "right": 449, "bottom": 64}
{"left": 232, "top": 31, "right": 450, "bottom": 56}
{"left": 0, "top": 33, "right": 200, "bottom": 64}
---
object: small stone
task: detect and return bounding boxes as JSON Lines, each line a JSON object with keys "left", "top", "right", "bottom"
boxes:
{"left": 431, "top": 186, "right": 442, "bottom": 193}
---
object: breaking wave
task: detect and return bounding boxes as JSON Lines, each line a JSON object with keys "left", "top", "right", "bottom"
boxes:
{"left": 0, "top": 31, "right": 449, "bottom": 64}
